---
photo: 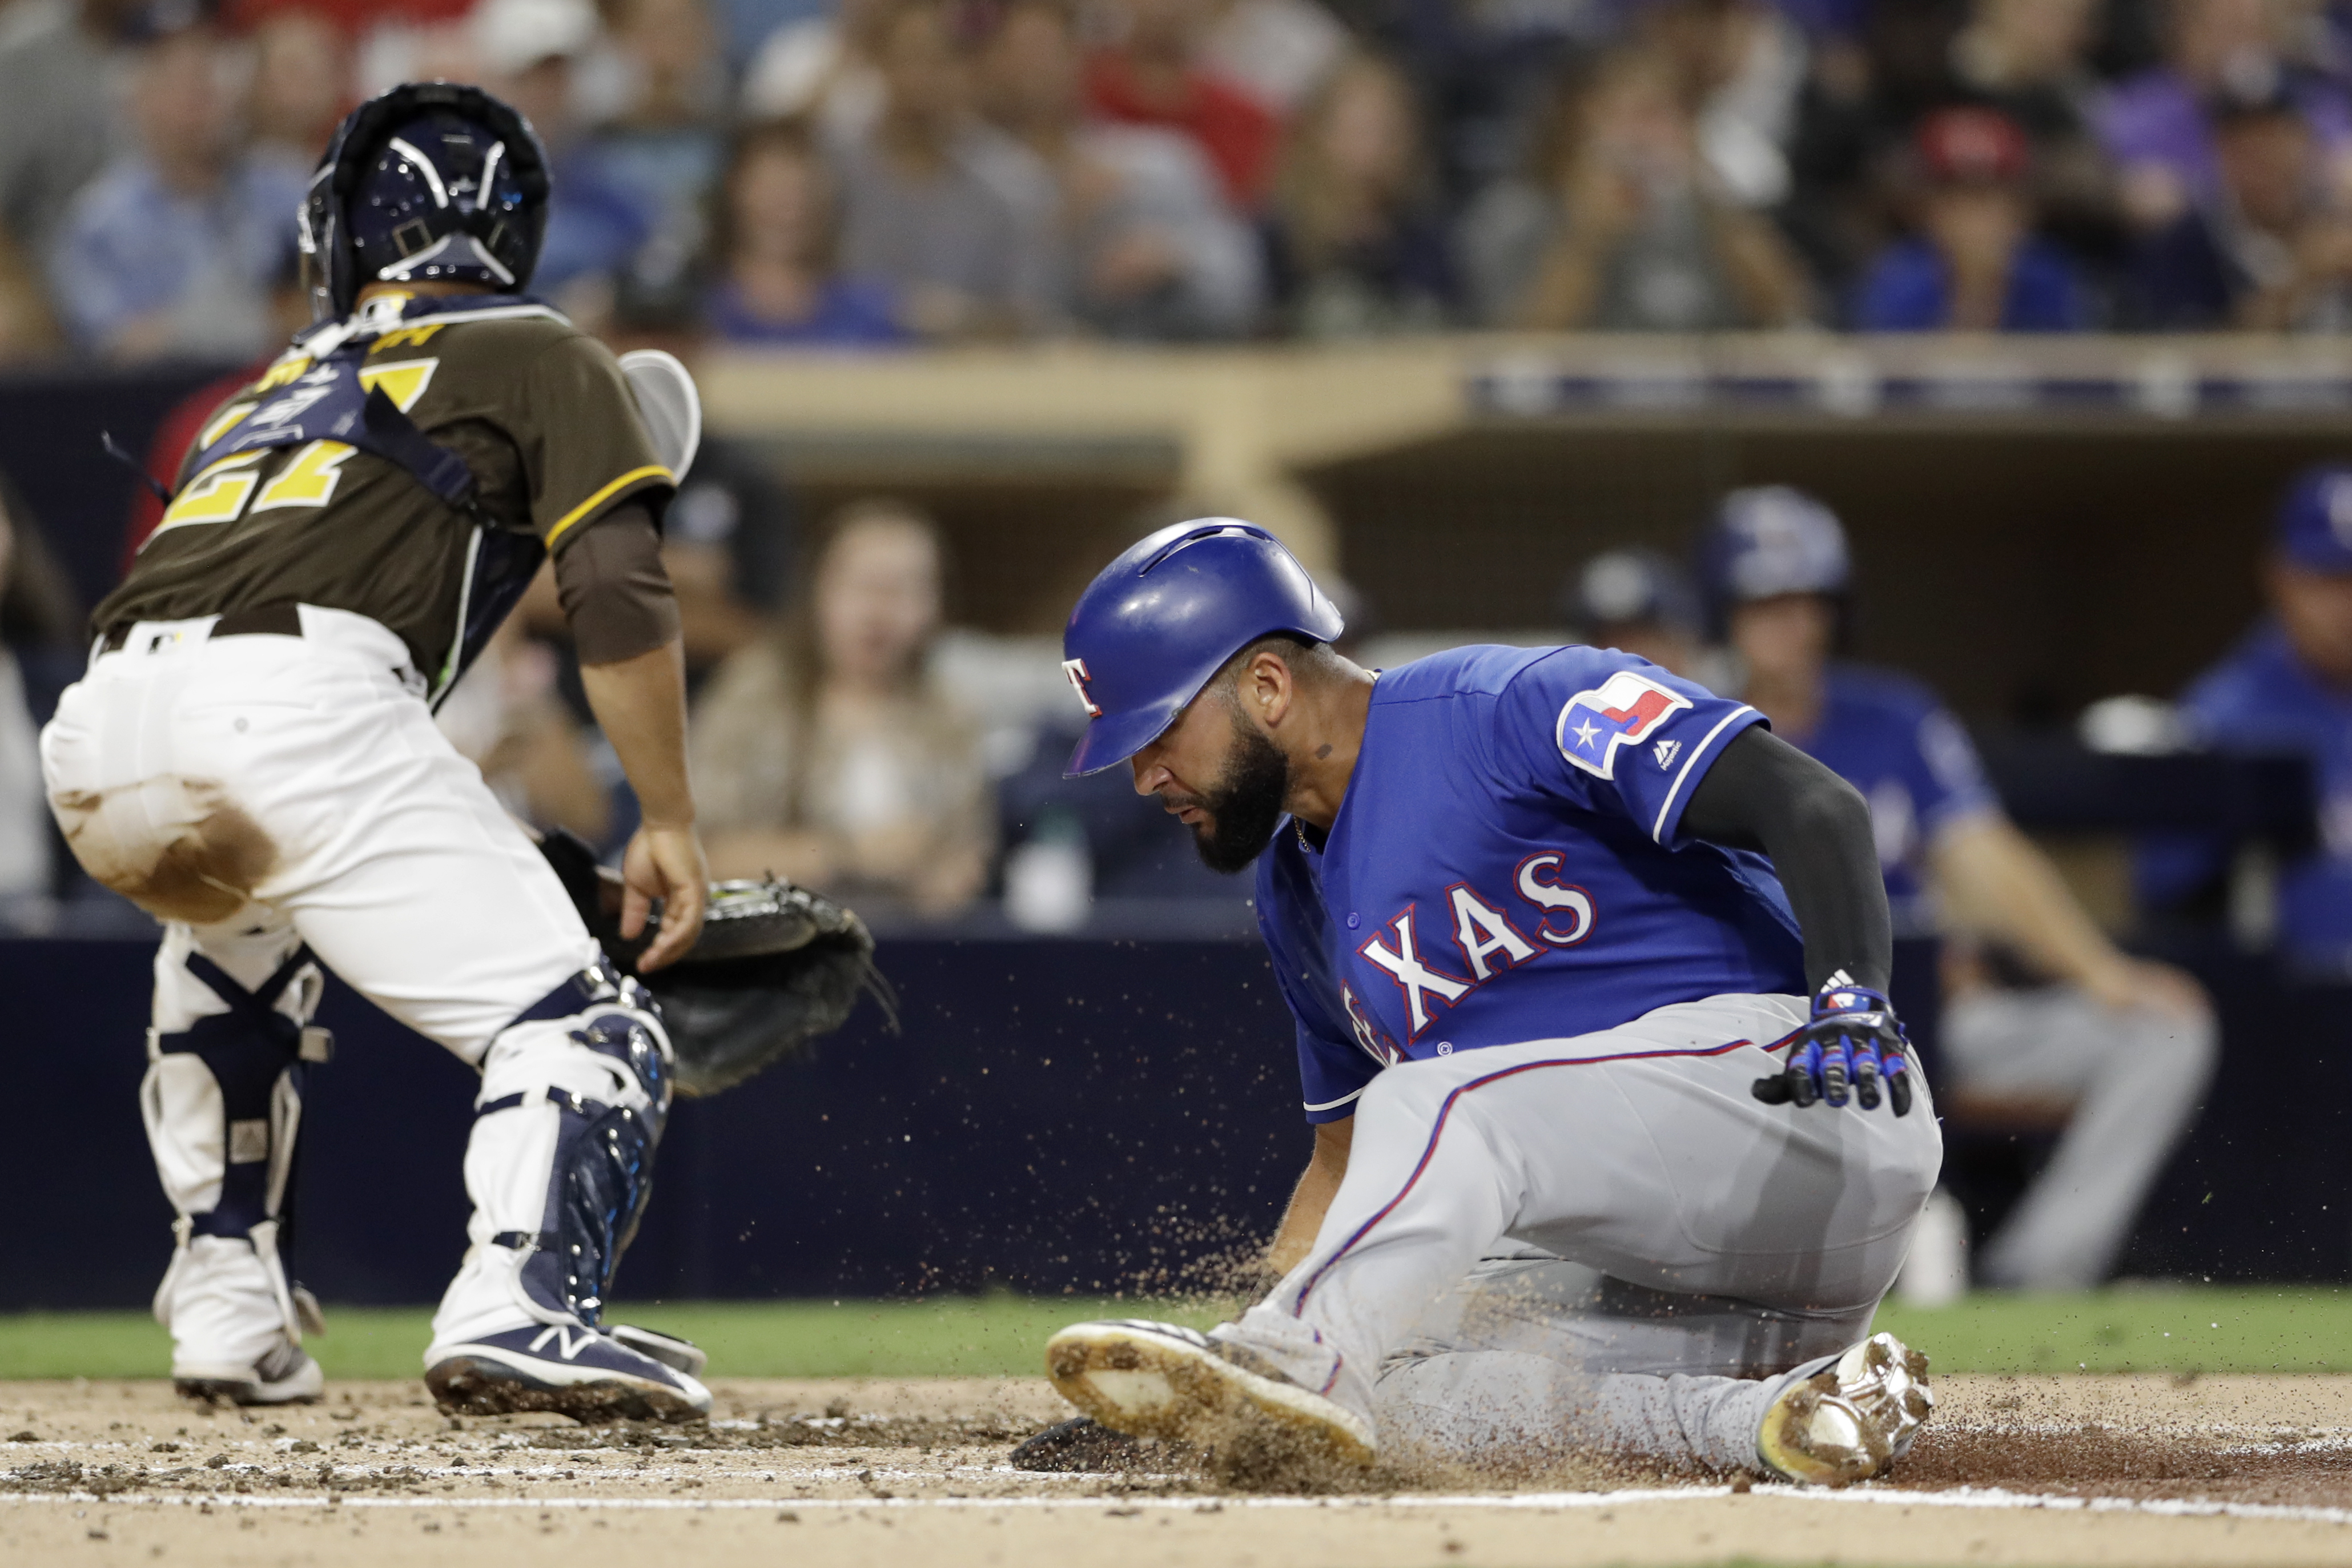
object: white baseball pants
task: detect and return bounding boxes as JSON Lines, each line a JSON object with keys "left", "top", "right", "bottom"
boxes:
{"left": 1218, "top": 992, "right": 1943, "bottom": 1471}
{"left": 39, "top": 608, "right": 620, "bottom": 1365}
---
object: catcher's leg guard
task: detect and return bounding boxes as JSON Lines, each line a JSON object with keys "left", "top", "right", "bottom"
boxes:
{"left": 142, "top": 923, "right": 332, "bottom": 1405}
{"left": 425, "top": 958, "right": 709, "bottom": 1421}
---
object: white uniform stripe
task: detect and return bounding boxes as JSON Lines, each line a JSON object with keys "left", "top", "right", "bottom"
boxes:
{"left": 1303, "top": 1087, "right": 1365, "bottom": 1113}
{"left": 1651, "top": 705, "right": 1758, "bottom": 844}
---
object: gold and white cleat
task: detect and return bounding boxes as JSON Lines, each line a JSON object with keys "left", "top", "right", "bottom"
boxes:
{"left": 1756, "top": 1330, "right": 1933, "bottom": 1485}
{"left": 1044, "top": 1318, "right": 1375, "bottom": 1470}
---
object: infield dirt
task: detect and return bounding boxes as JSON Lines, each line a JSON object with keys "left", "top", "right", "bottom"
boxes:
{"left": 5, "top": 1373, "right": 2352, "bottom": 1566}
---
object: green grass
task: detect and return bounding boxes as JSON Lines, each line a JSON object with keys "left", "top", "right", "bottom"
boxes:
{"left": 0, "top": 1293, "right": 1224, "bottom": 1381}
{"left": 3, "top": 1287, "right": 2348, "bottom": 1381}
{"left": 1872, "top": 1285, "right": 2352, "bottom": 1374}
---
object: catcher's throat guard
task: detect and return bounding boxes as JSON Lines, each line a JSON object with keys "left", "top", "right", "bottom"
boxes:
{"left": 537, "top": 830, "right": 890, "bottom": 1097}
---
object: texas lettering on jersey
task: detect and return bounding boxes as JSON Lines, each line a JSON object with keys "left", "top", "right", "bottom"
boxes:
{"left": 1356, "top": 863, "right": 1598, "bottom": 1041}
{"left": 1254, "top": 644, "right": 1806, "bottom": 1123}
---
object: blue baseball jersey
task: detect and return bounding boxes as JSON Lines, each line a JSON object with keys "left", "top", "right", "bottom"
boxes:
{"left": 2142, "top": 621, "right": 2352, "bottom": 972}
{"left": 1779, "top": 665, "right": 1999, "bottom": 936}
{"left": 1255, "top": 645, "right": 1806, "bottom": 1123}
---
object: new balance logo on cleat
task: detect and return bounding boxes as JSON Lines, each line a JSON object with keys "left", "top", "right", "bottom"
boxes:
{"left": 529, "top": 1325, "right": 597, "bottom": 1361}
{"left": 1653, "top": 738, "right": 1682, "bottom": 771}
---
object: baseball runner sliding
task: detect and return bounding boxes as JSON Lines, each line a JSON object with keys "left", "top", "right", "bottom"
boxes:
{"left": 1043, "top": 520, "right": 1942, "bottom": 1485}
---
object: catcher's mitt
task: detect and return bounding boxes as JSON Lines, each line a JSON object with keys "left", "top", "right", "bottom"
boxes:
{"left": 538, "top": 829, "right": 893, "bottom": 1096}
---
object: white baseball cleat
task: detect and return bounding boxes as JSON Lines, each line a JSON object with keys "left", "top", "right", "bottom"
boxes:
{"left": 1755, "top": 1330, "right": 1933, "bottom": 1486}
{"left": 1044, "top": 1318, "right": 1375, "bottom": 1469}
{"left": 174, "top": 1340, "right": 324, "bottom": 1407}
{"left": 425, "top": 1323, "right": 713, "bottom": 1424}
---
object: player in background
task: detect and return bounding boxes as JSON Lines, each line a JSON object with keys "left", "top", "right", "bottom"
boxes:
{"left": 39, "top": 84, "right": 713, "bottom": 1419}
{"left": 1562, "top": 546, "right": 1705, "bottom": 680}
{"left": 2143, "top": 466, "right": 2352, "bottom": 978}
{"left": 1699, "top": 487, "right": 2215, "bottom": 1291}
{"left": 1041, "top": 519, "right": 1940, "bottom": 1484}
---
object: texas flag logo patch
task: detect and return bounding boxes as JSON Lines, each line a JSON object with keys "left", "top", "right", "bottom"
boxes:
{"left": 1556, "top": 670, "right": 1694, "bottom": 779}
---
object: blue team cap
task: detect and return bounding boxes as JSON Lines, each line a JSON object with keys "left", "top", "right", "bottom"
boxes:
{"left": 1060, "top": 518, "right": 1345, "bottom": 778}
{"left": 2275, "top": 465, "right": 2352, "bottom": 573}
{"left": 1698, "top": 485, "right": 1851, "bottom": 603}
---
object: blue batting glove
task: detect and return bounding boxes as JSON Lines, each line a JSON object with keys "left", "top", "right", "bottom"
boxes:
{"left": 1752, "top": 978, "right": 1914, "bottom": 1117}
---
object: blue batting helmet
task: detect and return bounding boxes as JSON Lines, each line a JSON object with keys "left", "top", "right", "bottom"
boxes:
{"left": 298, "top": 82, "right": 550, "bottom": 321}
{"left": 1060, "top": 519, "right": 1345, "bottom": 778}
{"left": 1695, "top": 485, "right": 1851, "bottom": 631}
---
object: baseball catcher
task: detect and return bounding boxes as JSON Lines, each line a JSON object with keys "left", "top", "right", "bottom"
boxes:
{"left": 41, "top": 82, "right": 867, "bottom": 1422}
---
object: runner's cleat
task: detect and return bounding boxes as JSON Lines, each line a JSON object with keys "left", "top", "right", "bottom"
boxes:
{"left": 425, "top": 1323, "right": 712, "bottom": 1423}
{"left": 174, "top": 1340, "right": 324, "bottom": 1407}
{"left": 1044, "top": 1318, "right": 1375, "bottom": 1469}
{"left": 1756, "top": 1330, "right": 1933, "bottom": 1485}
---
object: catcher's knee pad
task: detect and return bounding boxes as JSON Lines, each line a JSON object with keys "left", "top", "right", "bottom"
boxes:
{"left": 469, "top": 956, "right": 673, "bottom": 1326}
{"left": 141, "top": 944, "right": 332, "bottom": 1341}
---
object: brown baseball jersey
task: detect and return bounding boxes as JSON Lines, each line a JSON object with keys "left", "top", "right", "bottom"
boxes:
{"left": 93, "top": 295, "right": 674, "bottom": 695}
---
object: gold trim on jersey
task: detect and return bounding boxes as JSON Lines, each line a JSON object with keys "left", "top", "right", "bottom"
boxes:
{"left": 544, "top": 464, "right": 673, "bottom": 548}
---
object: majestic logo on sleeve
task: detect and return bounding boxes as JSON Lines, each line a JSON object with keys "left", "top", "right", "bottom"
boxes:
{"left": 1061, "top": 657, "right": 1102, "bottom": 717}
{"left": 1555, "top": 671, "right": 1694, "bottom": 780}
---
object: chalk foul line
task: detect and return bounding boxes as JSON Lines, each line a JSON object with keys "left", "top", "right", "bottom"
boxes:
{"left": 0, "top": 1482, "right": 2348, "bottom": 1527}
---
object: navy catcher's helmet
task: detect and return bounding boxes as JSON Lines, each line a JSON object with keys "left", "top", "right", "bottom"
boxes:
{"left": 1060, "top": 519, "right": 1344, "bottom": 778}
{"left": 297, "top": 81, "right": 550, "bottom": 321}
{"left": 1695, "top": 485, "right": 1852, "bottom": 634}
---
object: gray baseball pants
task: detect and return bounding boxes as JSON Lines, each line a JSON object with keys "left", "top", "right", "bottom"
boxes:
{"left": 1216, "top": 992, "right": 1943, "bottom": 1473}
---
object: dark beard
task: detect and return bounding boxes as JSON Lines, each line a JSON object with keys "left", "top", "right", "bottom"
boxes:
{"left": 1192, "top": 707, "right": 1292, "bottom": 874}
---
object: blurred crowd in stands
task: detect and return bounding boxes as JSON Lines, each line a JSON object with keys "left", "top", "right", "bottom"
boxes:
{"left": 13, "top": 0, "right": 2352, "bottom": 361}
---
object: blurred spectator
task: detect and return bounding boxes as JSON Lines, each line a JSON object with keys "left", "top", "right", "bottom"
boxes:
{"left": 1937, "top": 0, "right": 2119, "bottom": 257}
{"left": 2144, "top": 465, "right": 2352, "bottom": 977}
{"left": 1263, "top": 50, "right": 1456, "bottom": 336}
{"left": 979, "top": 0, "right": 1260, "bottom": 339}
{"left": 436, "top": 618, "right": 621, "bottom": 850}
{"left": 1196, "top": 0, "right": 1346, "bottom": 120}
{"left": 48, "top": 18, "right": 308, "bottom": 361}
{"left": 2127, "top": 80, "right": 2352, "bottom": 328}
{"left": 2097, "top": 0, "right": 2352, "bottom": 231}
{"left": 0, "top": 471, "right": 83, "bottom": 928}
{"left": 830, "top": 0, "right": 1060, "bottom": 338}
{"left": 578, "top": 0, "right": 730, "bottom": 295}
{"left": 689, "top": 498, "right": 994, "bottom": 917}
{"left": 242, "top": 8, "right": 353, "bottom": 180}
{"left": 1458, "top": 48, "right": 1810, "bottom": 329}
{"left": 1702, "top": 485, "right": 2216, "bottom": 1290}
{"left": 1087, "top": 0, "right": 1280, "bottom": 209}
{"left": 1853, "top": 106, "right": 2090, "bottom": 331}
{"left": 475, "top": 0, "right": 654, "bottom": 312}
{"left": 705, "top": 118, "right": 908, "bottom": 345}
{"left": 1638, "top": 0, "right": 1811, "bottom": 208}
{"left": 740, "top": 0, "right": 892, "bottom": 142}
{"left": 0, "top": 0, "right": 126, "bottom": 267}
{"left": 1562, "top": 546, "right": 1705, "bottom": 680}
